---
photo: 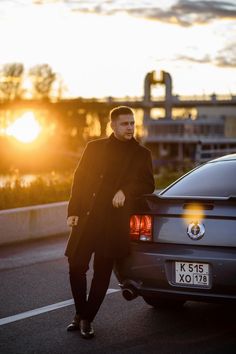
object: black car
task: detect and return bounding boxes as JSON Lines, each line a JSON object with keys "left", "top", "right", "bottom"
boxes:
{"left": 115, "top": 153, "right": 236, "bottom": 307}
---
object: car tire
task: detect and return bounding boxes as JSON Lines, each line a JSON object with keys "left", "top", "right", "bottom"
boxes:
{"left": 143, "top": 296, "right": 185, "bottom": 309}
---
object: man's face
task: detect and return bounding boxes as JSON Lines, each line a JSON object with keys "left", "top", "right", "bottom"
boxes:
{"left": 111, "top": 114, "right": 135, "bottom": 141}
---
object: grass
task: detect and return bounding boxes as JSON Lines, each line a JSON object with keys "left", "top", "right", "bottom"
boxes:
{"left": 0, "top": 170, "right": 186, "bottom": 210}
{"left": 0, "top": 173, "right": 72, "bottom": 210}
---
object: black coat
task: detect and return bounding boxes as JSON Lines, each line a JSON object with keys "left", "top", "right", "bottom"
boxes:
{"left": 65, "top": 134, "right": 155, "bottom": 260}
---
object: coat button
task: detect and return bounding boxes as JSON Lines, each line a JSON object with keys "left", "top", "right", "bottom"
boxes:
{"left": 86, "top": 211, "right": 90, "bottom": 216}
{"left": 93, "top": 193, "right": 96, "bottom": 197}
{"left": 100, "top": 174, "right": 103, "bottom": 179}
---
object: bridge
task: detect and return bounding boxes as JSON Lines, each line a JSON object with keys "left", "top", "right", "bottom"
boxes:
{"left": 1, "top": 71, "right": 236, "bottom": 143}
{"left": 1, "top": 70, "right": 236, "bottom": 116}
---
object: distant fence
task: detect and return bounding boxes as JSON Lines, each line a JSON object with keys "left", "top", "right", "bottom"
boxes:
{"left": 0, "top": 202, "right": 68, "bottom": 246}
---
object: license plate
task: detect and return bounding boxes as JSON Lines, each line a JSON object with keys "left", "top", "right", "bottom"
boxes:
{"left": 175, "top": 261, "right": 210, "bottom": 287}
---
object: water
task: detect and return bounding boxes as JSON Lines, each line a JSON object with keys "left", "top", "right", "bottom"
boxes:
{"left": 0, "top": 172, "right": 71, "bottom": 188}
{"left": 0, "top": 174, "right": 37, "bottom": 188}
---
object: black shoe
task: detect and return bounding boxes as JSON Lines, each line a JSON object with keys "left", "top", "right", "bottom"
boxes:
{"left": 80, "top": 320, "right": 95, "bottom": 339}
{"left": 67, "top": 314, "right": 80, "bottom": 332}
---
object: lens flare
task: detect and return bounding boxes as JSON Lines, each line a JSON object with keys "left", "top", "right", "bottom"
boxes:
{"left": 182, "top": 203, "right": 204, "bottom": 226}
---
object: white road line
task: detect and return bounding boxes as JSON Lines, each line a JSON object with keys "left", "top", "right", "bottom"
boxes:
{"left": 0, "top": 288, "right": 120, "bottom": 326}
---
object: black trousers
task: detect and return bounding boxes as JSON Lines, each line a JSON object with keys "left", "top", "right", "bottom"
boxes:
{"left": 68, "top": 233, "right": 114, "bottom": 322}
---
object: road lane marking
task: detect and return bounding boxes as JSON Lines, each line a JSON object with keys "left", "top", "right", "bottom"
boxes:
{"left": 0, "top": 288, "right": 120, "bottom": 326}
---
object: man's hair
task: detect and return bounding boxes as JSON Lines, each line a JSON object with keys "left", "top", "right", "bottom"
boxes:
{"left": 109, "top": 106, "right": 134, "bottom": 122}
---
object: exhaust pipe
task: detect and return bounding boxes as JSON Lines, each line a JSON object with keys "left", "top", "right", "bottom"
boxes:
{"left": 120, "top": 281, "right": 139, "bottom": 301}
{"left": 122, "top": 287, "right": 138, "bottom": 301}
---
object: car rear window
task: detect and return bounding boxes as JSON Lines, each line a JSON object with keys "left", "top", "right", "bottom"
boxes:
{"left": 162, "top": 160, "right": 236, "bottom": 197}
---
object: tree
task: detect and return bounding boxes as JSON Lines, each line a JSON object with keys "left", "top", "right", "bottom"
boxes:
{"left": 0, "top": 63, "right": 24, "bottom": 100}
{"left": 29, "top": 64, "right": 56, "bottom": 99}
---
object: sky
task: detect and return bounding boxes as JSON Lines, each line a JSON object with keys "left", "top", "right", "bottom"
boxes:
{"left": 0, "top": 0, "right": 236, "bottom": 98}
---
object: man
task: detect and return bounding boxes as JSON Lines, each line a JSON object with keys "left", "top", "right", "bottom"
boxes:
{"left": 65, "top": 106, "right": 155, "bottom": 339}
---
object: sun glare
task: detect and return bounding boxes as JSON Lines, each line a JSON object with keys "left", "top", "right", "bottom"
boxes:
{"left": 6, "top": 112, "right": 42, "bottom": 143}
{"left": 182, "top": 203, "right": 204, "bottom": 226}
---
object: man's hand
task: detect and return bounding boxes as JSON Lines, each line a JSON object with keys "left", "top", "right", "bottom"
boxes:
{"left": 112, "top": 190, "right": 125, "bottom": 208}
{"left": 67, "top": 216, "right": 79, "bottom": 227}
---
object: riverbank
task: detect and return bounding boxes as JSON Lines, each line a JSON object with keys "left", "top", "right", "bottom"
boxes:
{"left": 0, "top": 173, "right": 71, "bottom": 210}
{"left": 0, "top": 171, "right": 183, "bottom": 210}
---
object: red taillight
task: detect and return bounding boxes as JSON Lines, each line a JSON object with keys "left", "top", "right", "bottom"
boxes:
{"left": 129, "top": 215, "right": 140, "bottom": 240}
{"left": 130, "top": 214, "right": 153, "bottom": 242}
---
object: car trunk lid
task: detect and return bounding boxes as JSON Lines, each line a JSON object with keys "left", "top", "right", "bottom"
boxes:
{"left": 138, "top": 194, "right": 236, "bottom": 247}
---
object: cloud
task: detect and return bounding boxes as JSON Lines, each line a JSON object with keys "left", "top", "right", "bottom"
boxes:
{"left": 168, "top": 0, "right": 236, "bottom": 26}
{"left": 6, "top": 1, "right": 236, "bottom": 27}
{"left": 176, "top": 54, "right": 212, "bottom": 64}
{"left": 215, "top": 44, "right": 236, "bottom": 67}
{"left": 50, "top": 0, "right": 236, "bottom": 27}
{"left": 176, "top": 45, "right": 236, "bottom": 67}
{"left": 103, "top": 1, "right": 236, "bottom": 27}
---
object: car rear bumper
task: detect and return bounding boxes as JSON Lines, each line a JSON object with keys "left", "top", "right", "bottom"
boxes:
{"left": 114, "top": 242, "right": 236, "bottom": 303}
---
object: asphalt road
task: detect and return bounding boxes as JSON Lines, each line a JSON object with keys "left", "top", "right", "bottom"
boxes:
{"left": 0, "top": 235, "right": 236, "bottom": 354}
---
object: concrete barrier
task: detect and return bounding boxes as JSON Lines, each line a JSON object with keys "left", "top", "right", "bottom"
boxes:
{"left": 0, "top": 191, "right": 160, "bottom": 246}
{"left": 0, "top": 202, "right": 69, "bottom": 246}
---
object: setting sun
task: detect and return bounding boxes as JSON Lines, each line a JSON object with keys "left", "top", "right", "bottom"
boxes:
{"left": 6, "top": 112, "right": 42, "bottom": 143}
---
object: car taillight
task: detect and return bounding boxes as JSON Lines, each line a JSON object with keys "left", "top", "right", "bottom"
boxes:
{"left": 130, "top": 214, "right": 153, "bottom": 242}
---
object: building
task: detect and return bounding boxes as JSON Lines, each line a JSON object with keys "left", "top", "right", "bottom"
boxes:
{"left": 142, "top": 71, "right": 236, "bottom": 170}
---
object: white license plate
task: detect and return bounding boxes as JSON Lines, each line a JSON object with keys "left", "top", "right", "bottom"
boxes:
{"left": 175, "top": 261, "right": 210, "bottom": 287}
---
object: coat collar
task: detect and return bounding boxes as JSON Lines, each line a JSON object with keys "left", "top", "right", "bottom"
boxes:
{"left": 107, "top": 133, "right": 139, "bottom": 147}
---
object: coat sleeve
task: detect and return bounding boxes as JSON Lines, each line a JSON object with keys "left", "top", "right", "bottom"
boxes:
{"left": 67, "top": 142, "right": 92, "bottom": 217}
{"left": 120, "top": 148, "right": 155, "bottom": 198}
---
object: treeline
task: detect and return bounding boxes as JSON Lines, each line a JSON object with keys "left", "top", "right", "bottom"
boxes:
{"left": 0, "top": 62, "right": 64, "bottom": 101}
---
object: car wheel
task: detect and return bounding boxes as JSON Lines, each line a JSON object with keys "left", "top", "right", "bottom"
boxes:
{"left": 143, "top": 296, "right": 185, "bottom": 309}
